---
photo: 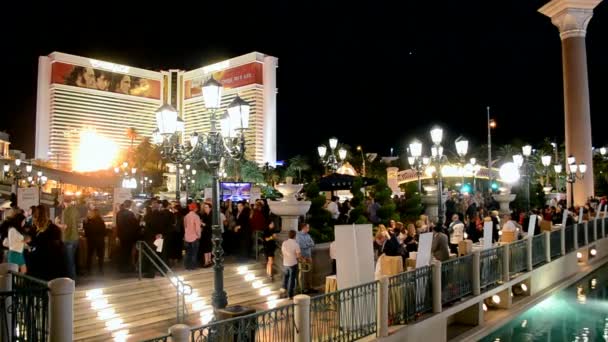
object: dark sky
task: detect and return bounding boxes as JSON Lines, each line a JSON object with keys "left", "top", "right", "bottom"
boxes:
{"left": 2, "top": 1, "right": 607, "bottom": 162}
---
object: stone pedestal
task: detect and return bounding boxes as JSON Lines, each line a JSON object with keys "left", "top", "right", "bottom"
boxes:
{"left": 539, "top": 0, "right": 601, "bottom": 207}
{"left": 492, "top": 193, "right": 516, "bottom": 215}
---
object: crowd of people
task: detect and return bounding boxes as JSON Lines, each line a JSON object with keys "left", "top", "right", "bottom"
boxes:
{"left": 369, "top": 191, "right": 608, "bottom": 270}
{"left": 0, "top": 196, "right": 291, "bottom": 282}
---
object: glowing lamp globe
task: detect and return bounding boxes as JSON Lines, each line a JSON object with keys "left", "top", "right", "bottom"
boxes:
{"left": 522, "top": 145, "right": 532, "bottom": 157}
{"left": 541, "top": 155, "right": 552, "bottom": 167}
{"left": 329, "top": 137, "right": 338, "bottom": 150}
{"left": 455, "top": 136, "right": 469, "bottom": 157}
{"left": 567, "top": 155, "right": 576, "bottom": 165}
{"left": 338, "top": 148, "right": 347, "bottom": 161}
{"left": 554, "top": 164, "right": 562, "bottom": 174}
{"left": 578, "top": 163, "right": 587, "bottom": 174}
{"left": 227, "top": 96, "right": 250, "bottom": 129}
{"left": 430, "top": 127, "right": 443, "bottom": 145}
{"left": 512, "top": 154, "right": 524, "bottom": 168}
{"left": 202, "top": 76, "right": 223, "bottom": 110}
{"left": 499, "top": 162, "right": 520, "bottom": 184}
{"left": 407, "top": 156, "right": 415, "bottom": 166}
{"left": 155, "top": 104, "right": 178, "bottom": 135}
{"left": 317, "top": 145, "right": 327, "bottom": 158}
{"left": 409, "top": 139, "right": 423, "bottom": 158}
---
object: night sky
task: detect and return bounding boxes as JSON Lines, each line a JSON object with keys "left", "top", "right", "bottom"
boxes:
{"left": 2, "top": 1, "right": 607, "bottom": 162}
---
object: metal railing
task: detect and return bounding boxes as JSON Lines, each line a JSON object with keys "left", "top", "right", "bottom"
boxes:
{"left": 532, "top": 234, "right": 546, "bottom": 267}
{"left": 587, "top": 221, "right": 596, "bottom": 243}
{"left": 550, "top": 229, "right": 561, "bottom": 259}
{"left": 310, "top": 281, "right": 378, "bottom": 341}
{"left": 190, "top": 304, "right": 295, "bottom": 342}
{"left": 441, "top": 254, "right": 473, "bottom": 304}
{"left": 600, "top": 219, "right": 607, "bottom": 239}
{"left": 565, "top": 225, "right": 575, "bottom": 253}
{"left": 509, "top": 239, "right": 528, "bottom": 276}
{"left": 388, "top": 266, "right": 432, "bottom": 325}
{"left": 136, "top": 241, "right": 192, "bottom": 323}
{"left": 480, "top": 246, "right": 503, "bottom": 290}
{"left": 1, "top": 272, "right": 49, "bottom": 342}
{"left": 577, "top": 223, "right": 586, "bottom": 247}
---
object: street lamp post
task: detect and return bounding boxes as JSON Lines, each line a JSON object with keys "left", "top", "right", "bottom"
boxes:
{"left": 357, "top": 146, "right": 366, "bottom": 177}
{"left": 3, "top": 159, "right": 28, "bottom": 192}
{"left": 565, "top": 155, "right": 587, "bottom": 209}
{"left": 487, "top": 107, "right": 497, "bottom": 192}
{"left": 430, "top": 127, "right": 447, "bottom": 228}
{"left": 153, "top": 76, "right": 250, "bottom": 311}
{"left": 318, "top": 138, "right": 347, "bottom": 174}
{"left": 407, "top": 139, "right": 429, "bottom": 194}
{"left": 469, "top": 158, "right": 481, "bottom": 193}
{"left": 455, "top": 135, "right": 469, "bottom": 187}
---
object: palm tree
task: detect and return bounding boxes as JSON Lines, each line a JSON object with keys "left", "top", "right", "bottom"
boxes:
{"left": 126, "top": 127, "right": 138, "bottom": 150}
{"left": 286, "top": 155, "right": 310, "bottom": 183}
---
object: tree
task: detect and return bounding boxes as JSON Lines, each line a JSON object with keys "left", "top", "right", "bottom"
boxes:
{"left": 285, "top": 155, "right": 310, "bottom": 183}
{"left": 240, "top": 160, "right": 265, "bottom": 183}
{"left": 303, "top": 182, "right": 334, "bottom": 242}
{"left": 126, "top": 127, "right": 138, "bottom": 150}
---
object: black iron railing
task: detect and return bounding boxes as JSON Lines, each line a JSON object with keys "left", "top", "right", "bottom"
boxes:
{"left": 136, "top": 241, "right": 192, "bottom": 323}
{"left": 310, "top": 281, "right": 378, "bottom": 342}
{"left": 565, "top": 225, "right": 575, "bottom": 253}
{"left": 0, "top": 271, "right": 49, "bottom": 342}
{"left": 190, "top": 304, "right": 295, "bottom": 342}
{"left": 550, "top": 229, "right": 561, "bottom": 259}
{"left": 532, "top": 234, "right": 546, "bottom": 267}
{"left": 587, "top": 221, "right": 596, "bottom": 243}
{"left": 387, "top": 266, "right": 432, "bottom": 325}
{"left": 509, "top": 239, "right": 528, "bottom": 276}
{"left": 480, "top": 246, "right": 503, "bottom": 290}
{"left": 441, "top": 254, "right": 473, "bottom": 304}
{"left": 577, "top": 223, "right": 586, "bottom": 247}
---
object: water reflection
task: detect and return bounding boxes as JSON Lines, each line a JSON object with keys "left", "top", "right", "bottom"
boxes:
{"left": 481, "top": 263, "right": 608, "bottom": 341}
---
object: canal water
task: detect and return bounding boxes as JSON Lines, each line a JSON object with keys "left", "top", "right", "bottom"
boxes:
{"left": 480, "top": 262, "right": 608, "bottom": 341}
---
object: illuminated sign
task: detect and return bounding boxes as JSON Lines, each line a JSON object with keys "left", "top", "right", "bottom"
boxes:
{"left": 89, "top": 59, "right": 130, "bottom": 73}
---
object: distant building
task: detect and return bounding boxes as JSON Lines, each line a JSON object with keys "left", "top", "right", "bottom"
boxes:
{"left": 0, "top": 132, "right": 9, "bottom": 159}
{"left": 35, "top": 52, "right": 278, "bottom": 170}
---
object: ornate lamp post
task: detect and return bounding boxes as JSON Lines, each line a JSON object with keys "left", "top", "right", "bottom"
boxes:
{"left": 407, "top": 139, "right": 429, "bottom": 194}
{"left": 565, "top": 155, "right": 587, "bottom": 209}
{"left": 153, "top": 76, "right": 250, "bottom": 311}
{"left": 3, "top": 159, "right": 29, "bottom": 191}
{"left": 429, "top": 127, "right": 448, "bottom": 228}
{"left": 455, "top": 135, "right": 469, "bottom": 187}
{"left": 318, "top": 137, "right": 346, "bottom": 174}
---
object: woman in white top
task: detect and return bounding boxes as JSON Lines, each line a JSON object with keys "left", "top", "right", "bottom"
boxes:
{"left": 7, "top": 213, "right": 29, "bottom": 273}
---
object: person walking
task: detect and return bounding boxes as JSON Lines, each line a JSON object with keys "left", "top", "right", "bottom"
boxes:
{"left": 296, "top": 223, "right": 315, "bottom": 294}
{"left": 262, "top": 220, "right": 278, "bottom": 280}
{"left": 183, "top": 203, "right": 201, "bottom": 270}
{"left": 280, "top": 230, "right": 301, "bottom": 299}
{"left": 83, "top": 208, "right": 106, "bottom": 275}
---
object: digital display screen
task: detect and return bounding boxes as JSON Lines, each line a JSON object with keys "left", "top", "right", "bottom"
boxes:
{"left": 220, "top": 182, "right": 252, "bottom": 202}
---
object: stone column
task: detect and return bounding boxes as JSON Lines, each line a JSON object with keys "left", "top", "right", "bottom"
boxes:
{"left": 539, "top": 0, "right": 602, "bottom": 207}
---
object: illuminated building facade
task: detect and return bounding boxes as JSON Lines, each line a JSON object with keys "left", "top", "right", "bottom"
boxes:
{"left": 35, "top": 52, "right": 277, "bottom": 170}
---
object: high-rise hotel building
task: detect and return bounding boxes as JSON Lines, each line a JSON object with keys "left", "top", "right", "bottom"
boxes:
{"left": 35, "top": 52, "right": 277, "bottom": 170}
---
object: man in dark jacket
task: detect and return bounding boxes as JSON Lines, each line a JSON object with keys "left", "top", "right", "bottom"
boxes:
{"left": 116, "top": 200, "right": 140, "bottom": 273}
